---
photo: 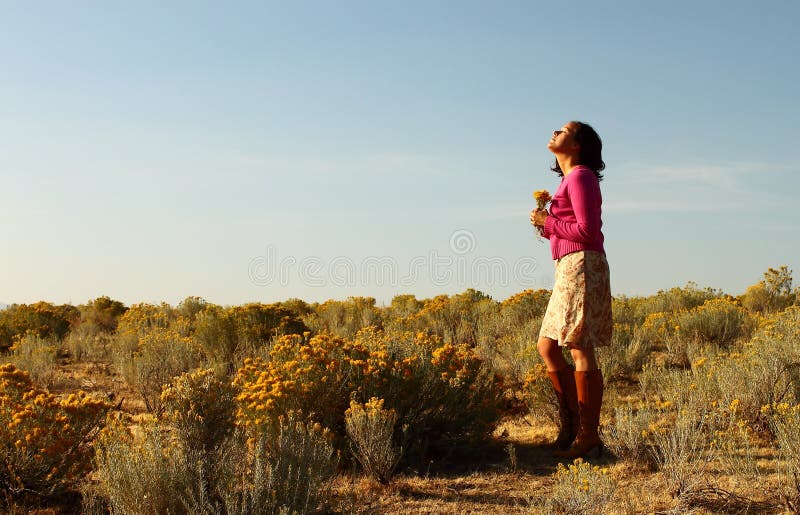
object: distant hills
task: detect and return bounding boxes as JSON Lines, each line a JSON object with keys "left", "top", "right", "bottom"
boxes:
{"left": 0, "top": 303, "right": 7, "bottom": 310}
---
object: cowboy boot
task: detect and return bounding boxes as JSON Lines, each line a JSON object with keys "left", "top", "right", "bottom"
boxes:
{"left": 554, "top": 369, "right": 604, "bottom": 458}
{"left": 547, "top": 366, "right": 580, "bottom": 450}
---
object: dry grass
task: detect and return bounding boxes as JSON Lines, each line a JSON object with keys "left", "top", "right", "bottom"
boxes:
{"left": 6, "top": 296, "right": 800, "bottom": 514}
{"left": 29, "top": 359, "right": 749, "bottom": 513}
{"left": 7, "top": 351, "right": 797, "bottom": 514}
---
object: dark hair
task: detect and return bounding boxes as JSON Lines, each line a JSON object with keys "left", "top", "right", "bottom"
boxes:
{"left": 550, "top": 121, "right": 605, "bottom": 181}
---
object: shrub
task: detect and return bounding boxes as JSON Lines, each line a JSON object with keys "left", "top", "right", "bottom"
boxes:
{"left": 764, "top": 402, "right": 800, "bottom": 509}
{"left": 0, "top": 364, "right": 109, "bottom": 499}
{"left": 303, "top": 297, "right": 381, "bottom": 340}
{"left": 0, "top": 302, "right": 79, "bottom": 351}
{"left": 78, "top": 296, "right": 128, "bottom": 333}
{"left": 234, "top": 333, "right": 374, "bottom": 436}
{"left": 522, "top": 363, "right": 559, "bottom": 426}
{"left": 234, "top": 329, "right": 510, "bottom": 464}
{"left": 597, "top": 323, "right": 651, "bottom": 380}
{"left": 409, "top": 289, "right": 493, "bottom": 346}
{"left": 5, "top": 332, "right": 58, "bottom": 387}
{"left": 740, "top": 266, "right": 795, "bottom": 313}
{"left": 94, "top": 417, "right": 189, "bottom": 515}
{"left": 115, "top": 327, "right": 201, "bottom": 414}
{"left": 500, "top": 289, "right": 551, "bottom": 325}
{"left": 345, "top": 397, "right": 400, "bottom": 483}
{"left": 192, "top": 305, "right": 239, "bottom": 371}
{"left": 64, "top": 324, "right": 112, "bottom": 364}
{"left": 650, "top": 415, "right": 711, "bottom": 500}
{"left": 634, "top": 283, "right": 722, "bottom": 321}
{"left": 229, "top": 302, "right": 308, "bottom": 348}
{"left": 675, "top": 297, "right": 752, "bottom": 347}
{"left": 604, "top": 404, "right": 655, "bottom": 466}
{"left": 161, "top": 368, "right": 237, "bottom": 454}
{"left": 115, "top": 302, "right": 183, "bottom": 338}
{"left": 533, "top": 458, "right": 615, "bottom": 514}
{"left": 223, "top": 412, "right": 337, "bottom": 514}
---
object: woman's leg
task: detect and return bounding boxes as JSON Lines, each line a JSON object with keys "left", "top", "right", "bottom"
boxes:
{"left": 556, "top": 344, "right": 603, "bottom": 458}
{"left": 537, "top": 336, "right": 568, "bottom": 371}
{"left": 568, "top": 345, "right": 598, "bottom": 371}
{"left": 537, "top": 337, "right": 579, "bottom": 449}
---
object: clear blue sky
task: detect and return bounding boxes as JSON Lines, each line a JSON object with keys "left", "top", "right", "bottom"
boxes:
{"left": 2, "top": 1, "right": 798, "bottom": 307}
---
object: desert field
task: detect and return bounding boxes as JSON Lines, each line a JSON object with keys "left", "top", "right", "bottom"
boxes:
{"left": 1, "top": 266, "right": 799, "bottom": 514}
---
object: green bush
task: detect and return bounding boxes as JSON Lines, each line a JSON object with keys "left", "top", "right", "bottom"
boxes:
{"left": 114, "top": 327, "right": 201, "bottom": 414}
{"left": 5, "top": 333, "right": 58, "bottom": 387}
{"left": 532, "top": 458, "right": 615, "bottom": 514}
{"left": 161, "top": 368, "right": 236, "bottom": 455}
{"left": 95, "top": 418, "right": 190, "bottom": 515}
{"left": 345, "top": 397, "right": 400, "bottom": 483}
{"left": 95, "top": 411, "right": 337, "bottom": 515}
{"left": 0, "top": 302, "right": 79, "bottom": 352}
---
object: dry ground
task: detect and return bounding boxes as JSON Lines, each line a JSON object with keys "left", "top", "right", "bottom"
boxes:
{"left": 326, "top": 421, "right": 677, "bottom": 514}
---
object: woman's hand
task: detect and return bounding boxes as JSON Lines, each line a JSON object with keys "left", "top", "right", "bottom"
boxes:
{"left": 530, "top": 208, "right": 548, "bottom": 227}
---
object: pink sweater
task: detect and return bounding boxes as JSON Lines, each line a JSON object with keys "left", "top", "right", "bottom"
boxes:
{"left": 541, "top": 165, "right": 606, "bottom": 260}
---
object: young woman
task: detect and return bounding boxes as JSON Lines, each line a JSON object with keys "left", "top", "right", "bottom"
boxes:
{"left": 530, "top": 121, "right": 612, "bottom": 458}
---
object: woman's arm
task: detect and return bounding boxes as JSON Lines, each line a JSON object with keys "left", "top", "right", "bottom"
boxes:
{"left": 543, "top": 170, "right": 601, "bottom": 243}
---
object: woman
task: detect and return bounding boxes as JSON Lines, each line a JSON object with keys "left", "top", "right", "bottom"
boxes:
{"left": 530, "top": 121, "right": 612, "bottom": 458}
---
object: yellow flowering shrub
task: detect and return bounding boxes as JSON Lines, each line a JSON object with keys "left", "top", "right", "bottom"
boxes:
{"left": 116, "top": 302, "right": 184, "bottom": 338}
{"left": 760, "top": 402, "right": 800, "bottom": 508}
{"left": 0, "top": 302, "right": 79, "bottom": 352}
{"left": 6, "top": 332, "right": 59, "bottom": 387}
{"left": 674, "top": 297, "right": 752, "bottom": 346}
{"left": 764, "top": 403, "right": 800, "bottom": 463}
{"left": 500, "top": 289, "right": 550, "bottom": 324}
{"left": 94, "top": 415, "right": 191, "bottom": 515}
{"left": 604, "top": 404, "right": 656, "bottom": 465}
{"left": 638, "top": 311, "right": 677, "bottom": 347}
{"left": 230, "top": 411, "right": 337, "bottom": 514}
{"left": 234, "top": 333, "right": 376, "bottom": 434}
{"left": 410, "top": 289, "right": 493, "bottom": 346}
{"left": 535, "top": 458, "right": 615, "bottom": 514}
{"left": 634, "top": 283, "right": 722, "bottom": 320}
{"left": 161, "top": 368, "right": 236, "bottom": 454}
{"left": 302, "top": 297, "right": 380, "bottom": 340}
{"left": 115, "top": 326, "right": 201, "bottom": 414}
{"left": 234, "top": 329, "right": 510, "bottom": 464}
{"left": 345, "top": 397, "right": 400, "bottom": 483}
{"left": 0, "top": 364, "right": 110, "bottom": 497}
{"left": 522, "top": 363, "right": 559, "bottom": 425}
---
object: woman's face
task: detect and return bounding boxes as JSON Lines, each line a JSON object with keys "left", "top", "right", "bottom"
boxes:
{"left": 547, "top": 122, "right": 580, "bottom": 155}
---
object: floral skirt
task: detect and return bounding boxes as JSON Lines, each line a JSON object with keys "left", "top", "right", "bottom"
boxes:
{"left": 539, "top": 250, "right": 613, "bottom": 349}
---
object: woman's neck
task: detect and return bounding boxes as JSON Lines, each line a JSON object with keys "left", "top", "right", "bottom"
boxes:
{"left": 557, "top": 155, "right": 581, "bottom": 177}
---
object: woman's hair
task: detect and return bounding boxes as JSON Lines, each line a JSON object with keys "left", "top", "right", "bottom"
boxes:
{"left": 550, "top": 121, "right": 605, "bottom": 180}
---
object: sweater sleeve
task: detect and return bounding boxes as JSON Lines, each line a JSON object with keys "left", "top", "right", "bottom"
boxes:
{"left": 544, "top": 170, "right": 601, "bottom": 243}
{"left": 541, "top": 216, "right": 552, "bottom": 239}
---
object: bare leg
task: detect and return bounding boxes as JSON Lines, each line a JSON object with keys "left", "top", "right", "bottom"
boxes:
{"left": 537, "top": 336, "right": 569, "bottom": 372}
{"left": 568, "top": 345, "right": 598, "bottom": 372}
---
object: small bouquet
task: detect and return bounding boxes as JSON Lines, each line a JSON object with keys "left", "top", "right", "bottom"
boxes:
{"left": 534, "top": 190, "right": 552, "bottom": 210}
{"left": 532, "top": 189, "right": 552, "bottom": 240}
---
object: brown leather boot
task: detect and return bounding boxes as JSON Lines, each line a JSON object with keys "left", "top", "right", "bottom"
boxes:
{"left": 554, "top": 369, "right": 604, "bottom": 458}
{"left": 547, "top": 366, "right": 580, "bottom": 450}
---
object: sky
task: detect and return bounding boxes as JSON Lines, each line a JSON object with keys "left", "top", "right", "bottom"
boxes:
{"left": 1, "top": 0, "right": 799, "bottom": 307}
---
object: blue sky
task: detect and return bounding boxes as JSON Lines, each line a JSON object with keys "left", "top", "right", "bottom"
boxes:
{"left": 1, "top": 1, "right": 798, "bottom": 306}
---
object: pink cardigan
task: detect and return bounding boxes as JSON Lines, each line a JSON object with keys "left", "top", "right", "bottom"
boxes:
{"left": 541, "top": 165, "right": 606, "bottom": 260}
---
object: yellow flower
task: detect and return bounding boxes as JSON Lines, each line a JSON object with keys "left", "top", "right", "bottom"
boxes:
{"left": 533, "top": 190, "right": 552, "bottom": 209}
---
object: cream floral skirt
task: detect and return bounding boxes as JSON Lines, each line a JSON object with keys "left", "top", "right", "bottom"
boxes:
{"left": 539, "top": 250, "right": 613, "bottom": 348}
